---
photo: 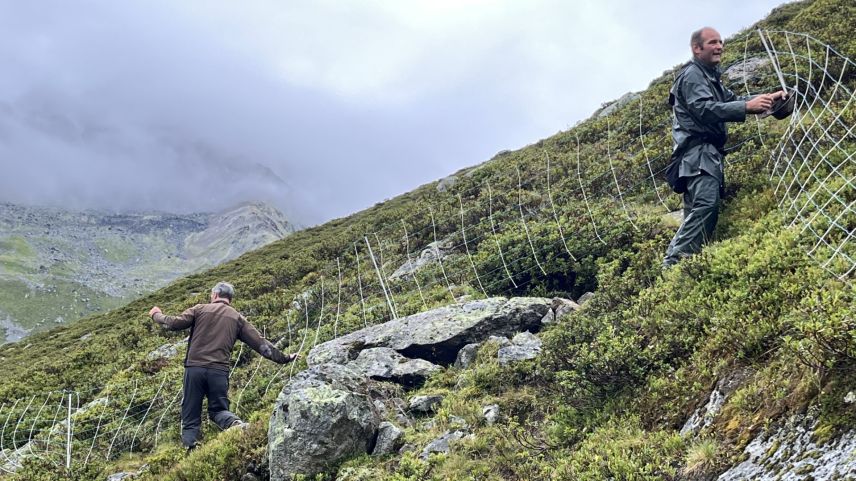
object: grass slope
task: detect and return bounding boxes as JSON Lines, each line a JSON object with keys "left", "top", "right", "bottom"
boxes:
{"left": 0, "top": 1, "right": 853, "bottom": 479}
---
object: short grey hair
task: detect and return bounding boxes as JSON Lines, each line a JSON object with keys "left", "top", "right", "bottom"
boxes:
{"left": 212, "top": 281, "right": 235, "bottom": 301}
{"left": 690, "top": 27, "right": 713, "bottom": 49}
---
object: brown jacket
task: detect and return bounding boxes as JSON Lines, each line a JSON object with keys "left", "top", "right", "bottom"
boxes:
{"left": 153, "top": 299, "right": 289, "bottom": 371}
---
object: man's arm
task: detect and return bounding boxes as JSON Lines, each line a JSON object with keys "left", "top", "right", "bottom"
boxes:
{"left": 238, "top": 319, "right": 297, "bottom": 364}
{"left": 149, "top": 306, "right": 196, "bottom": 331}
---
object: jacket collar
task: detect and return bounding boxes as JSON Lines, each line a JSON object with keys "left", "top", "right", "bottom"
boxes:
{"left": 212, "top": 298, "right": 231, "bottom": 305}
{"left": 692, "top": 58, "right": 722, "bottom": 82}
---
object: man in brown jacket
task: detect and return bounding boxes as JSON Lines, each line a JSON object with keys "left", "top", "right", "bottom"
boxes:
{"left": 149, "top": 281, "right": 297, "bottom": 450}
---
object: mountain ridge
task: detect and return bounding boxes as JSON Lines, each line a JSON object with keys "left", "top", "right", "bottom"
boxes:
{"left": 0, "top": 200, "right": 295, "bottom": 341}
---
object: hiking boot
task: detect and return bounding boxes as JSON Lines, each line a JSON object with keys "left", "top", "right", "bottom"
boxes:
{"left": 229, "top": 420, "right": 249, "bottom": 431}
{"left": 185, "top": 441, "right": 201, "bottom": 455}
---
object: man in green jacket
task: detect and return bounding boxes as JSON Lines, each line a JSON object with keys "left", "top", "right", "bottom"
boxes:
{"left": 149, "top": 281, "right": 298, "bottom": 450}
{"left": 663, "top": 27, "right": 785, "bottom": 267}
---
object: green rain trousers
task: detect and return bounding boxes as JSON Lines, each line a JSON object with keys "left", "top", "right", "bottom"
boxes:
{"left": 663, "top": 173, "right": 721, "bottom": 267}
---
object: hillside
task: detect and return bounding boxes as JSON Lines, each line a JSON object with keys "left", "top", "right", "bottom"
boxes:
{"left": 0, "top": 0, "right": 853, "bottom": 480}
{"left": 0, "top": 201, "right": 295, "bottom": 342}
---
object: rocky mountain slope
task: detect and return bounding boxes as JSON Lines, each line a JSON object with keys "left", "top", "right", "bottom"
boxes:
{"left": 0, "top": 201, "right": 295, "bottom": 341}
{"left": 0, "top": 1, "right": 852, "bottom": 480}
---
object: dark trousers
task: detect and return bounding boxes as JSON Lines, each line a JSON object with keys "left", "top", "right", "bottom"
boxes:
{"left": 181, "top": 366, "right": 240, "bottom": 447}
{"left": 663, "top": 173, "right": 721, "bottom": 267}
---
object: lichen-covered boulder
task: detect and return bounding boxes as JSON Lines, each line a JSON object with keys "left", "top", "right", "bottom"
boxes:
{"left": 308, "top": 297, "right": 551, "bottom": 366}
{"left": 268, "top": 363, "right": 381, "bottom": 481}
{"left": 349, "top": 347, "right": 441, "bottom": 387}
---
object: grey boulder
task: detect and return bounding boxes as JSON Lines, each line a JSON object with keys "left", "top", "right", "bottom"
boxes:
{"left": 268, "top": 363, "right": 381, "bottom": 481}
{"left": 349, "top": 347, "right": 441, "bottom": 387}
{"left": 389, "top": 240, "right": 451, "bottom": 280}
{"left": 372, "top": 422, "right": 404, "bottom": 456}
{"left": 409, "top": 395, "right": 444, "bottom": 414}
{"left": 497, "top": 332, "right": 542, "bottom": 365}
{"left": 420, "top": 430, "right": 469, "bottom": 460}
{"left": 483, "top": 404, "right": 500, "bottom": 425}
{"left": 723, "top": 56, "right": 771, "bottom": 83}
{"left": 145, "top": 338, "right": 186, "bottom": 361}
{"left": 540, "top": 297, "right": 580, "bottom": 325}
{"left": 577, "top": 292, "right": 595, "bottom": 306}
{"left": 453, "top": 343, "right": 480, "bottom": 369}
{"left": 308, "top": 297, "right": 551, "bottom": 366}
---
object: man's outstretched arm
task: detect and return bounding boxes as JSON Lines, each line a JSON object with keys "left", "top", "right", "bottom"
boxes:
{"left": 149, "top": 306, "right": 196, "bottom": 331}
{"left": 239, "top": 319, "right": 298, "bottom": 364}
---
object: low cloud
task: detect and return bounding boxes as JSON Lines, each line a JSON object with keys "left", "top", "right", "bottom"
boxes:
{"left": 0, "top": 0, "right": 783, "bottom": 225}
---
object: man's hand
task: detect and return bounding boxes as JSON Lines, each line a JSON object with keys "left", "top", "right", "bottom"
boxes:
{"left": 746, "top": 93, "right": 775, "bottom": 114}
{"left": 287, "top": 353, "right": 300, "bottom": 363}
{"left": 149, "top": 306, "right": 162, "bottom": 318}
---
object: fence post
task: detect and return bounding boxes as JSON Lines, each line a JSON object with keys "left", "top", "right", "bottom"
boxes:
{"left": 66, "top": 391, "right": 72, "bottom": 471}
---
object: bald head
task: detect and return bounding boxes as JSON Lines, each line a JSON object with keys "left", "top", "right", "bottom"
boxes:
{"left": 691, "top": 27, "right": 724, "bottom": 66}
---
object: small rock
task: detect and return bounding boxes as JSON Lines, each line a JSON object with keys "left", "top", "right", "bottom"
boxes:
{"left": 666, "top": 210, "right": 684, "bottom": 224}
{"left": 373, "top": 399, "right": 388, "bottom": 416}
{"left": 723, "top": 56, "right": 771, "bottom": 83}
{"left": 436, "top": 175, "right": 458, "bottom": 193}
{"left": 497, "top": 332, "right": 542, "bottom": 365}
{"left": 409, "top": 395, "right": 444, "bottom": 414}
{"left": 845, "top": 391, "right": 856, "bottom": 404}
{"left": 420, "top": 430, "right": 468, "bottom": 460}
{"left": 483, "top": 404, "right": 500, "bottom": 425}
{"left": 395, "top": 413, "right": 413, "bottom": 428}
{"left": 449, "top": 415, "right": 469, "bottom": 430}
{"left": 107, "top": 473, "right": 137, "bottom": 481}
{"left": 241, "top": 474, "right": 260, "bottom": 481}
{"left": 486, "top": 335, "right": 512, "bottom": 349}
{"left": 539, "top": 310, "right": 555, "bottom": 325}
{"left": 145, "top": 342, "right": 179, "bottom": 361}
{"left": 372, "top": 422, "right": 404, "bottom": 456}
{"left": 576, "top": 292, "right": 595, "bottom": 305}
{"left": 541, "top": 297, "right": 580, "bottom": 325}
{"left": 550, "top": 297, "right": 580, "bottom": 324}
{"left": 454, "top": 343, "right": 480, "bottom": 369}
{"left": 399, "top": 443, "right": 417, "bottom": 454}
{"left": 596, "top": 92, "right": 641, "bottom": 118}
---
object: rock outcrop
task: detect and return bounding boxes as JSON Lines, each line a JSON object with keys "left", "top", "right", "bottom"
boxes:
{"left": 308, "top": 297, "right": 551, "bottom": 366}
{"left": 717, "top": 413, "right": 856, "bottom": 480}
{"left": 268, "top": 363, "right": 381, "bottom": 481}
{"left": 389, "top": 240, "right": 452, "bottom": 280}
{"left": 350, "top": 347, "right": 442, "bottom": 387}
{"left": 722, "top": 56, "right": 771, "bottom": 83}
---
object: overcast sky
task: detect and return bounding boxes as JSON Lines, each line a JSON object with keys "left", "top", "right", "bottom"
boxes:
{"left": 0, "top": 0, "right": 786, "bottom": 225}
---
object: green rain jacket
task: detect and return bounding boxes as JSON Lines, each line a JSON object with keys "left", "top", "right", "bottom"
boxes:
{"left": 668, "top": 58, "right": 749, "bottom": 192}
